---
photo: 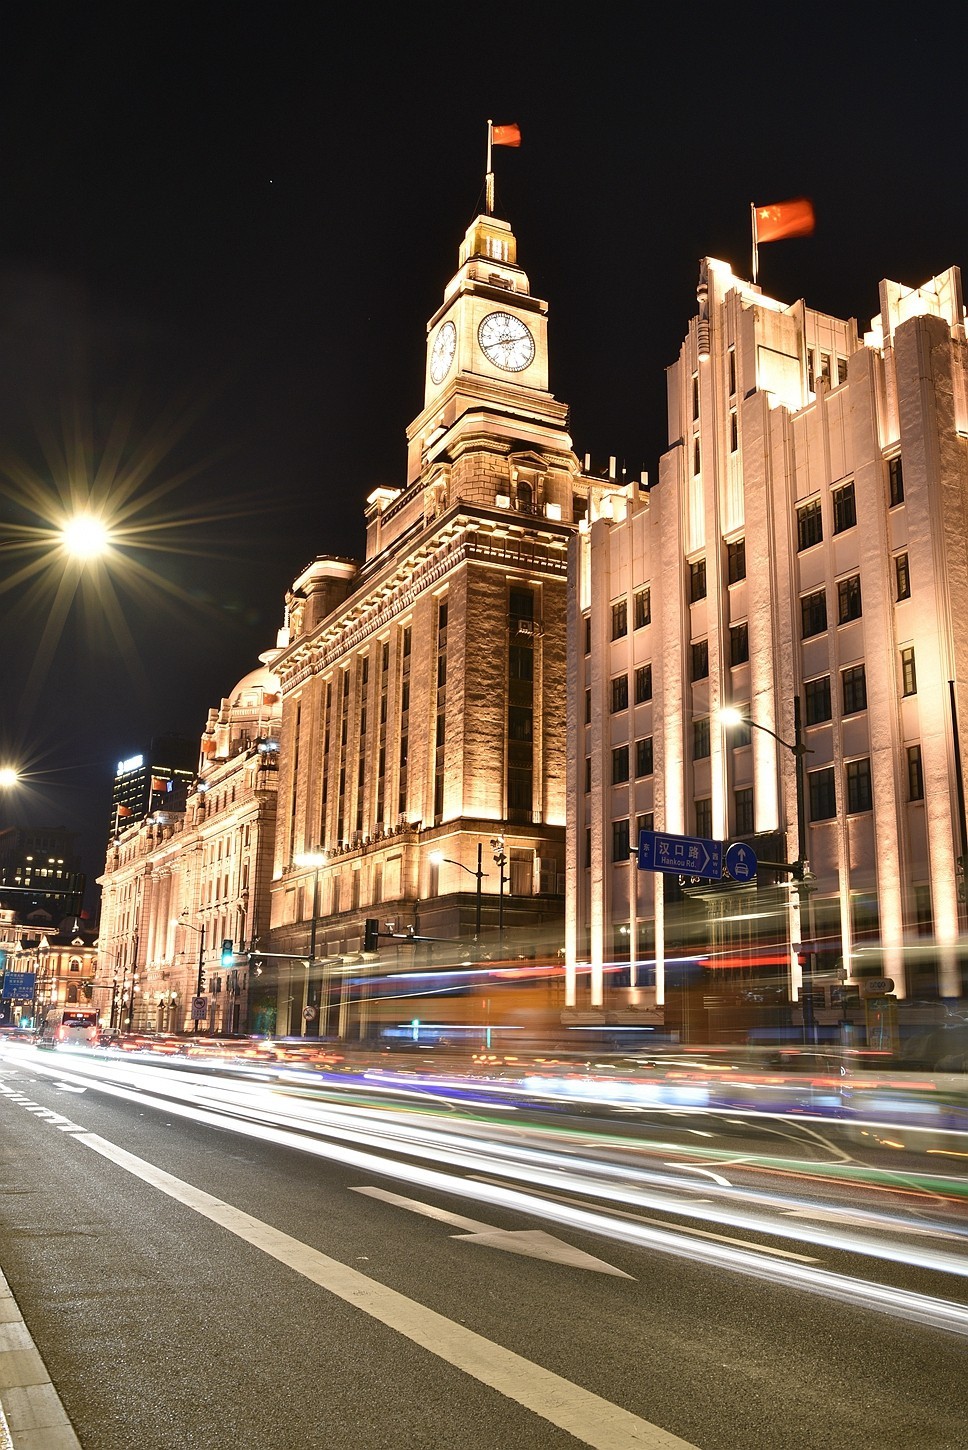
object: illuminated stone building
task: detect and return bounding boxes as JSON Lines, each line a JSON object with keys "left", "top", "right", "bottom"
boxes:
{"left": 95, "top": 649, "right": 283, "bottom": 1034}
{"left": 267, "top": 206, "right": 628, "bottom": 1038}
{"left": 568, "top": 259, "right": 968, "bottom": 1033}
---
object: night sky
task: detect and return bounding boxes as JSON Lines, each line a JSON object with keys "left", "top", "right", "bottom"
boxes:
{"left": 2, "top": 5, "right": 966, "bottom": 904}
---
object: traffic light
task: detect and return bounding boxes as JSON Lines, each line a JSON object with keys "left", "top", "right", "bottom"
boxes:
{"left": 221, "top": 938, "right": 234, "bottom": 969}
{"left": 363, "top": 919, "right": 380, "bottom": 952}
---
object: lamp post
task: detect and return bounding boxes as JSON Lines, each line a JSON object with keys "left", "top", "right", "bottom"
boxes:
{"left": 429, "top": 844, "right": 488, "bottom": 942}
{"left": 177, "top": 914, "right": 206, "bottom": 1035}
{"left": 719, "top": 698, "right": 814, "bottom": 1040}
{"left": 294, "top": 852, "right": 326, "bottom": 1035}
{"left": 490, "top": 835, "right": 509, "bottom": 954}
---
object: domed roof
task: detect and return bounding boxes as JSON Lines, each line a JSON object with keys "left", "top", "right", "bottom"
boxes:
{"left": 229, "top": 664, "right": 281, "bottom": 710}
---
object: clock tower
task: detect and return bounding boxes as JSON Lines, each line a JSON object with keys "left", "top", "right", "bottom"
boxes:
{"left": 404, "top": 210, "right": 573, "bottom": 503}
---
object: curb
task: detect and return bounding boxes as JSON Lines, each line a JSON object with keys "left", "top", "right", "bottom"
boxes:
{"left": 0, "top": 1268, "right": 80, "bottom": 1449}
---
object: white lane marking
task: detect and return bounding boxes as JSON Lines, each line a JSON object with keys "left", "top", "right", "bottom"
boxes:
{"left": 782, "top": 1207, "right": 964, "bottom": 1241}
{"left": 664, "top": 1164, "right": 732, "bottom": 1188}
{"left": 76, "top": 1133, "right": 695, "bottom": 1450}
{"left": 53, "top": 1083, "right": 86, "bottom": 1094}
{"left": 351, "top": 1186, "right": 633, "bottom": 1277}
{"left": 469, "top": 1177, "right": 820, "bottom": 1264}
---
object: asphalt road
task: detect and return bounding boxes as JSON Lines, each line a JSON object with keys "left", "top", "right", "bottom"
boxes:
{"left": 0, "top": 1046, "right": 966, "bottom": 1450}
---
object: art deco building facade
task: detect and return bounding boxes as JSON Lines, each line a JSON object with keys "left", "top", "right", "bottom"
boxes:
{"left": 266, "top": 208, "right": 627, "bottom": 1038}
{"left": 95, "top": 651, "right": 282, "bottom": 1034}
{"left": 568, "top": 258, "right": 968, "bottom": 1033}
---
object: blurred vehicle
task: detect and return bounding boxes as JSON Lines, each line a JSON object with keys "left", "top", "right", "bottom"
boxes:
{"left": 38, "top": 1008, "right": 98, "bottom": 1049}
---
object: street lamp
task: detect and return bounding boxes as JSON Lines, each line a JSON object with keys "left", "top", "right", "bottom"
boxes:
{"left": 490, "top": 835, "right": 509, "bottom": 953}
{"left": 429, "top": 845, "right": 488, "bottom": 942}
{"left": 294, "top": 851, "right": 326, "bottom": 1034}
{"left": 719, "top": 698, "right": 814, "bottom": 1039}
{"left": 177, "top": 912, "right": 206, "bottom": 1035}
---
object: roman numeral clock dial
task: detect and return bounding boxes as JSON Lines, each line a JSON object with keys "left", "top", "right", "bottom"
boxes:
{"left": 478, "top": 311, "right": 535, "bottom": 372}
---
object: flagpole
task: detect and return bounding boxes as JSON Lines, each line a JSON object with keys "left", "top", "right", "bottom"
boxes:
{"left": 485, "top": 118, "right": 494, "bottom": 215}
{"left": 751, "top": 203, "right": 759, "bottom": 285}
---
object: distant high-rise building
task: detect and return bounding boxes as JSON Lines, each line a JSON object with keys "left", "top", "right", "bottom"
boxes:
{"left": 108, "top": 733, "right": 197, "bottom": 843}
{"left": 0, "top": 825, "right": 86, "bottom": 920}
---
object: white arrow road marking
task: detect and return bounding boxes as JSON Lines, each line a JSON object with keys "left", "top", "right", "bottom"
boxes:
{"left": 469, "top": 1177, "right": 820, "bottom": 1264}
{"left": 75, "top": 1132, "right": 696, "bottom": 1450}
{"left": 351, "top": 1185, "right": 633, "bottom": 1277}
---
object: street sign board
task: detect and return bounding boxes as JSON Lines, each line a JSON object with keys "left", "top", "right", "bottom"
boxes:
{"left": 859, "top": 978, "right": 895, "bottom": 999}
{"left": 637, "top": 830, "right": 723, "bottom": 881}
{"left": 1, "top": 971, "right": 36, "bottom": 1000}
{"left": 190, "top": 995, "right": 208, "bottom": 1020}
{"left": 724, "top": 842, "right": 758, "bottom": 881}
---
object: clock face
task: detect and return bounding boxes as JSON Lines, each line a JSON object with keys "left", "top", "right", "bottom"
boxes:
{"left": 478, "top": 311, "right": 535, "bottom": 372}
{"left": 430, "top": 321, "right": 456, "bottom": 384}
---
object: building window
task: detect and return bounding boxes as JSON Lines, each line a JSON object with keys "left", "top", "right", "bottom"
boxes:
{"left": 634, "top": 664, "right": 653, "bottom": 704}
{"left": 636, "top": 811, "right": 654, "bottom": 840}
{"left": 612, "top": 745, "right": 630, "bottom": 784}
{"left": 691, "top": 639, "right": 709, "bottom": 680}
{"left": 584, "top": 688, "right": 591, "bottom": 725}
{"left": 901, "top": 646, "right": 917, "bottom": 696}
{"left": 611, "top": 600, "right": 628, "bottom": 639}
{"left": 728, "top": 349, "right": 736, "bottom": 395}
{"left": 695, "top": 797, "right": 713, "bottom": 837}
{"left": 612, "top": 819, "right": 631, "bottom": 862}
{"left": 610, "top": 675, "right": 629, "bottom": 712}
{"left": 584, "top": 615, "right": 591, "bottom": 655}
{"left": 914, "top": 883, "right": 932, "bottom": 937}
{"left": 734, "top": 787, "right": 754, "bottom": 835}
{"left": 832, "top": 480, "right": 856, "bottom": 533}
{"left": 836, "top": 355, "right": 848, "bottom": 386}
{"left": 846, "top": 757, "right": 873, "bottom": 813}
{"left": 801, "top": 589, "right": 827, "bottom": 638}
{"left": 804, "top": 675, "right": 832, "bottom": 725}
{"left": 693, "top": 718, "right": 710, "bottom": 760}
{"left": 635, "top": 737, "right": 654, "bottom": 777}
{"left": 907, "top": 745, "right": 924, "bottom": 802}
{"left": 889, "top": 456, "right": 904, "bottom": 507}
{"left": 797, "top": 499, "right": 823, "bottom": 550}
{"left": 841, "top": 664, "right": 867, "bottom": 715}
{"left": 837, "top": 574, "right": 862, "bottom": 624}
{"left": 727, "top": 537, "right": 746, "bottom": 583}
{"left": 729, "top": 622, "right": 749, "bottom": 665}
{"left": 584, "top": 757, "right": 591, "bottom": 793}
{"left": 852, "top": 893, "right": 880, "bottom": 942}
{"left": 809, "top": 766, "right": 836, "bottom": 821}
{"left": 693, "top": 437, "right": 701, "bottom": 475}
{"left": 689, "top": 557, "right": 707, "bottom": 602}
{"left": 634, "top": 588, "right": 651, "bottom": 628}
{"left": 692, "top": 374, "right": 699, "bottom": 420}
{"left": 730, "top": 412, "right": 738, "bottom": 453}
{"left": 895, "top": 552, "right": 911, "bottom": 601}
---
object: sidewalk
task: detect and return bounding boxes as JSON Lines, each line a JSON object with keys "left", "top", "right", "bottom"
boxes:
{"left": 0, "top": 1267, "right": 80, "bottom": 1449}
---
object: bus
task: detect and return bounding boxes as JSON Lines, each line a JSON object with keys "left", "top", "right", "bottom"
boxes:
{"left": 39, "top": 1007, "right": 99, "bottom": 1048}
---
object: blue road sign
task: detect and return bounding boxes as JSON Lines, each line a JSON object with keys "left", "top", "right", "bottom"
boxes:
{"left": 724, "top": 842, "right": 758, "bottom": 881}
{"left": 1, "top": 971, "right": 36, "bottom": 1000}
{"left": 637, "top": 830, "right": 723, "bottom": 880}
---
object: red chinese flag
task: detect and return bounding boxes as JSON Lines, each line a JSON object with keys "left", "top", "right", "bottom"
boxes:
{"left": 117, "top": 804, "right": 132, "bottom": 817}
{"left": 150, "top": 776, "right": 167, "bottom": 792}
{"left": 492, "top": 123, "right": 521, "bottom": 148}
{"left": 755, "top": 198, "right": 815, "bottom": 243}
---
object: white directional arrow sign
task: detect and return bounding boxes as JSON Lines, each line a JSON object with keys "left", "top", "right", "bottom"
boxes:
{"left": 352, "top": 1185, "right": 633, "bottom": 1277}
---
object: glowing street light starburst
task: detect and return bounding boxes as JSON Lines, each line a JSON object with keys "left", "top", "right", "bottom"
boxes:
{"left": 59, "top": 513, "right": 112, "bottom": 560}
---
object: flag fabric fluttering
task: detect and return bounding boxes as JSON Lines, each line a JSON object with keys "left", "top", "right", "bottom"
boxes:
{"left": 491, "top": 122, "right": 521, "bottom": 147}
{"left": 116, "top": 803, "right": 132, "bottom": 817}
{"left": 754, "top": 198, "right": 815, "bottom": 244}
{"left": 150, "top": 776, "right": 171, "bottom": 793}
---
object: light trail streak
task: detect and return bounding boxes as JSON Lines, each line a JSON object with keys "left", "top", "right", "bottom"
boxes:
{"left": 4, "top": 1060, "right": 968, "bottom": 1342}
{"left": 8, "top": 1053, "right": 968, "bottom": 1286}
